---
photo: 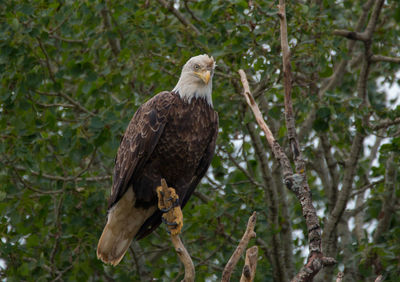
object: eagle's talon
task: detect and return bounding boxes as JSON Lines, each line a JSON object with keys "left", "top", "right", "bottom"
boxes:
{"left": 173, "top": 199, "right": 180, "bottom": 207}
{"left": 162, "top": 217, "right": 178, "bottom": 227}
{"left": 160, "top": 206, "right": 173, "bottom": 213}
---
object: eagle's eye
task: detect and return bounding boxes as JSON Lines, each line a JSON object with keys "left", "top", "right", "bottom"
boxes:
{"left": 194, "top": 64, "right": 200, "bottom": 70}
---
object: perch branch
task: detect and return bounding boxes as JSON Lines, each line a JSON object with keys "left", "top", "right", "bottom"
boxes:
{"left": 157, "top": 179, "right": 194, "bottom": 282}
{"left": 240, "top": 246, "right": 259, "bottom": 282}
{"left": 222, "top": 212, "right": 257, "bottom": 282}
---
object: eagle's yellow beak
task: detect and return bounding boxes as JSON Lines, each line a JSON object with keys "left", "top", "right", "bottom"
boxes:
{"left": 195, "top": 70, "right": 211, "bottom": 84}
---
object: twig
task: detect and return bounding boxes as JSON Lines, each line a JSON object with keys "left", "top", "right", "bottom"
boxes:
{"left": 192, "top": 191, "right": 211, "bottom": 203}
{"left": 58, "top": 92, "right": 95, "bottom": 116}
{"left": 32, "top": 101, "right": 75, "bottom": 108}
{"left": 332, "top": 29, "right": 369, "bottom": 41}
{"left": 101, "top": 3, "right": 121, "bottom": 56}
{"left": 370, "top": 55, "right": 400, "bottom": 64}
{"left": 371, "top": 117, "right": 400, "bottom": 130}
{"left": 37, "top": 38, "right": 56, "bottom": 83}
{"left": 49, "top": 33, "right": 85, "bottom": 43}
{"left": 35, "top": 89, "right": 95, "bottom": 117}
{"left": 157, "top": 0, "right": 201, "bottom": 35}
{"left": 350, "top": 179, "right": 383, "bottom": 198}
{"left": 183, "top": 0, "right": 201, "bottom": 23}
{"left": 12, "top": 168, "right": 63, "bottom": 195}
{"left": 15, "top": 166, "right": 110, "bottom": 182}
{"left": 222, "top": 212, "right": 257, "bottom": 282}
{"left": 157, "top": 179, "right": 194, "bottom": 282}
{"left": 240, "top": 246, "right": 258, "bottom": 282}
{"left": 219, "top": 148, "right": 263, "bottom": 187}
{"left": 75, "top": 148, "right": 97, "bottom": 178}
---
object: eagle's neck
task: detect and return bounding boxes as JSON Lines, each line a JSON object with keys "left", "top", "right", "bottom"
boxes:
{"left": 172, "top": 76, "right": 213, "bottom": 106}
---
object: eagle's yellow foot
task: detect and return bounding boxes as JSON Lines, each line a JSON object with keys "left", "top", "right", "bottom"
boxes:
{"left": 156, "top": 179, "right": 183, "bottom": 235}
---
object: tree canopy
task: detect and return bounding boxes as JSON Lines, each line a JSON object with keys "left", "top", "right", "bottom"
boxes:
{"left": 1, "top": 0, "right": 400, "bottom": 281}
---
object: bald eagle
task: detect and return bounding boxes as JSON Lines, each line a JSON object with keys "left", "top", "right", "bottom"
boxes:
{"left": 97, "top": 55, "right": 218, "bottom": 265}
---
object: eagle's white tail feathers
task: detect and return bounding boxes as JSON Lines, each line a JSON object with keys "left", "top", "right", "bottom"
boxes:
{"left": 97, "top": 188, "right": 156, "bottom": 266}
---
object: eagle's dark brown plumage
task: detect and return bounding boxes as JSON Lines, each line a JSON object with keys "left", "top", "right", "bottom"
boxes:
{"left": 97, "top": 55, "right": 218, "bottom": 265}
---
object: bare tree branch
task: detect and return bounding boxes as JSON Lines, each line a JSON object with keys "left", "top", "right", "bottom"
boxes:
{"left": 238, "top": 68, "right": 335, "bottom": 281}
{"left": 240, "top": 246, "right": 258, "bottom": 282}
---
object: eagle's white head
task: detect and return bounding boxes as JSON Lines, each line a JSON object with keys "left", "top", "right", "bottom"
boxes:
{"left": 173, "top": 54, "right": 215, "bottom": 106}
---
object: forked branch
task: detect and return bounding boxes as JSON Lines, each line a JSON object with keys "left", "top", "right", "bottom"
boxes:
{"left": 222, "top": 212, "right": 257, "bottom": 282}
{"left": 240, "top": 246, "right": 259, "bottom": 282}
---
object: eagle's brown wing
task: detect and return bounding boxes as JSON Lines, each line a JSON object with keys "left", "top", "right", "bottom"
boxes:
{"left": 108, "top": 91, "right": 174, "bottom": 209}
{"left": 135, "top": 111, "right": 218, "bottom": 240}
{"left": 181, "top": 111, "right": 219, "bottom": 208}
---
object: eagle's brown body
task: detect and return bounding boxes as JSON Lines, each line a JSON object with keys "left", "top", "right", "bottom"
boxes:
{"left": 97, "top": 89, "right": 218, "bottom": 265}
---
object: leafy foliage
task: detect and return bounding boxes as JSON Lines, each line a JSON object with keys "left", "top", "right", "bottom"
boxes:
{"left": 1, "top": 0, "right": 399, "bottom": 281}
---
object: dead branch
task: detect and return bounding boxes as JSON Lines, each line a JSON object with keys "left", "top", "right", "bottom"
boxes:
{"left": 239, "top": 70, "right": 292, "bottom": 176}
{"left": 240, "top": 246, "right": 258, "bottom": 282}
{"left": 222, "top": 212, "right": 257, "bottom": 282}
{"left": 239, "top": 66, "right": 336, "bottom": 280}
{"left": 157, "top": 179, "right": 194, "bottom": 282}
